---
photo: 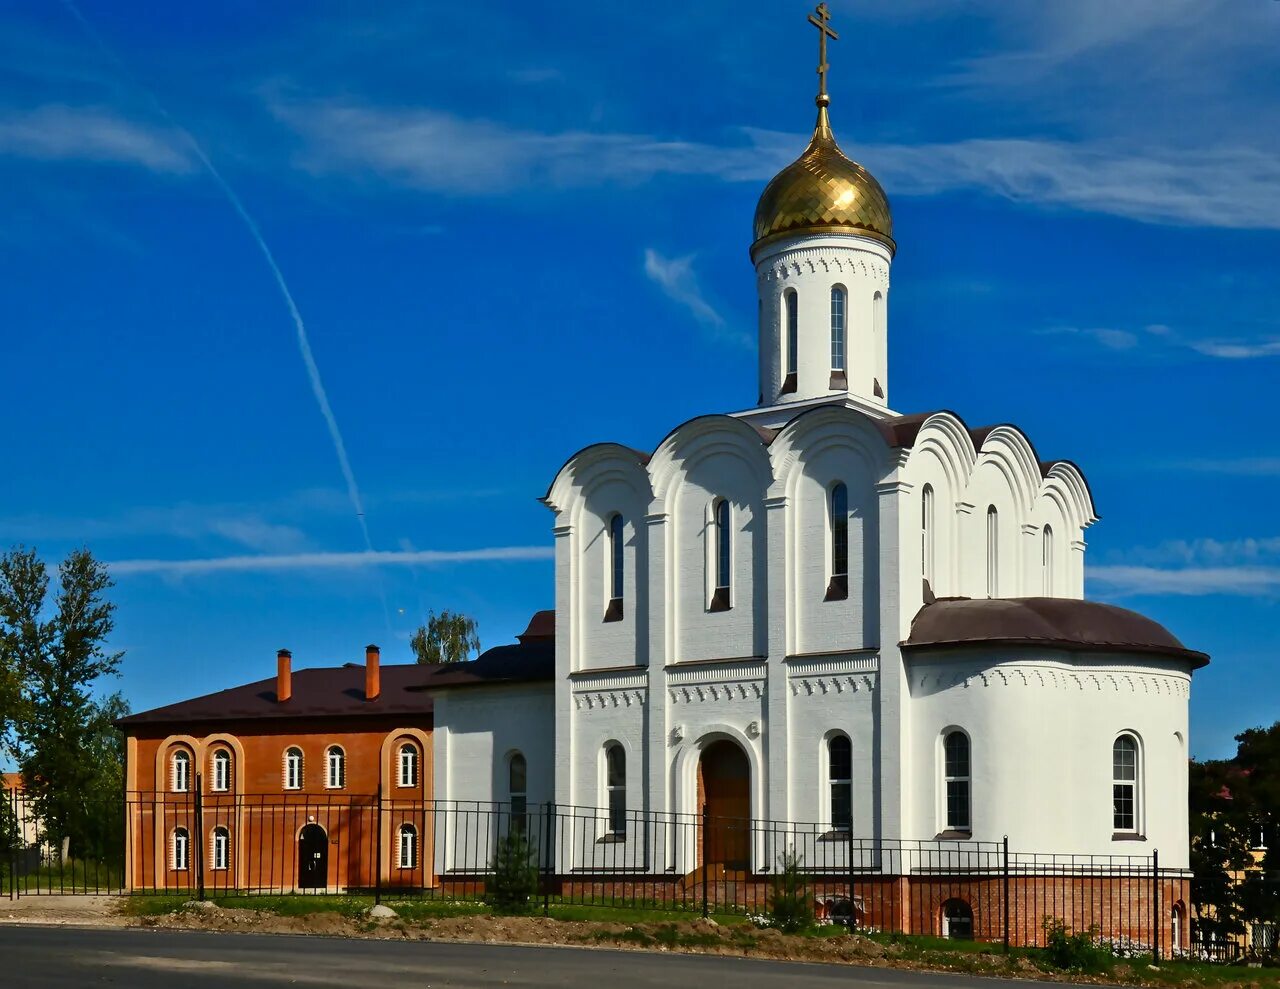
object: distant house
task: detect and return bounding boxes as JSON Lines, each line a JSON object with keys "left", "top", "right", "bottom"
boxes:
{"left": 2, "top": 773, "right": 47, "bottom": 860}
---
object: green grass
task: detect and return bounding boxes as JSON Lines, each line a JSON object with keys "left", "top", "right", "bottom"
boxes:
{"left": 0, "top": 859, "right": 123, "bottom": 893}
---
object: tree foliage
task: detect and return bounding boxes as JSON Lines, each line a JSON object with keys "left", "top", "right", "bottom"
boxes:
{"left": 0, "top": 547, "right": 126, "bottom": 861}
{"left": 485, "top": 831, "right": 539, "bottom": 914}
{"left": 767, "top": 848, "right": 815, "bottom": 933}
{"left": 1189, "top": 721, "right": 1280, "bottom": 948}
{"left": 410, "top": 610, "right": 480, "bottom": 665}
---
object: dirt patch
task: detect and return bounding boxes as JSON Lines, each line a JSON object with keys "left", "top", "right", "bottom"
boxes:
{"left": 0, "top": 895, "right": 125, "bottom": 927}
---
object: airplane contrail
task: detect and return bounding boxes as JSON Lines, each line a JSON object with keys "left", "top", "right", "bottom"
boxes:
{"left": 62, "top": 0, "right": 392, "bottom": 635}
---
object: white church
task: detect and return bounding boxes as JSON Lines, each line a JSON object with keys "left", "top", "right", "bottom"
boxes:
{"left": 425, "top": 9, "right": 1208, "bottom": 885}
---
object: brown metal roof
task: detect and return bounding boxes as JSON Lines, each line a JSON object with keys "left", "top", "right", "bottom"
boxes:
{"left": 416, "top": 613, "right": 556, "bottom": 690}
{"left": 902, "top": 597, "right": 1209, "bottom": 668}
{"left": 116, "top": 662, "right": 439, "bottom": 729}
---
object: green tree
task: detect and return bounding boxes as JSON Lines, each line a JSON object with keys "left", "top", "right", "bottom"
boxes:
{"left": 0, "top": 547, "right": 123, "bottom": 862}
{"left": 410, "top": 610, "right": 480, "bottom": 664}
{"left": 485, "top": 831, "right": 539, "bottom": 914}
{"left": 1189, "top": 758, "right": 1253, "bottom": 942}
{"left": 766, "top": 848, "right": 815, "bottom": 933}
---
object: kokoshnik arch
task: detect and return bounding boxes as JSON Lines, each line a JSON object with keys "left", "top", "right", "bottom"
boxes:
{"left": 118, "top": 5, "right": 1208, "bottom": 945}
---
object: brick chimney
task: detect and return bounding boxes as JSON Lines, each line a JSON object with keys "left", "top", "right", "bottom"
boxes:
{"left": 276, "top": 649, "right": 292, "bottom": 703}
{"left": 365, "top": 644, "right": 381, "bottom": 701}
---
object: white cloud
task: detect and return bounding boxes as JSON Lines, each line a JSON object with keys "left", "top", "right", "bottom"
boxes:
{"left": 272, "top": 96, "right": 1280, "bottom": 232}
{"left": 108, "top": 545, "right": 554, "bottom": 576}
{"left": 1185, "top": 339, "right": 1280, "bottom": 360}
{"left": 1177, "top": 458, "right": 1280, "bottom": 477}
{"left": 1090, "top": 536, "right": 1280, "bottom": 597}
{"left": 1038, "top": 326, "right": 1138, "bottom": 351}
{"left": 0, "top": 104, "right": 190, "bottom": 172}
{"left": 1040, "top": 321, "right": 1280, "bottom": 362}
{"left": 1088, "top": 564, "right": 1280, "bottom": 598}
{"left": 643, "top": 248, "right": 739, "bottom": 337}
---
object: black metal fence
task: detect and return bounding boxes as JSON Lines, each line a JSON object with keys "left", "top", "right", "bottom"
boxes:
{"left": 3, "top": 788, "right": 1202, "bottom": 956}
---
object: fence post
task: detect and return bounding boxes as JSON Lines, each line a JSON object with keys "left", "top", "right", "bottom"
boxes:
{"left": 847, "top": 825, "right": 855, "bottom": 928}
{"left": 1002, "top": 835, "right": 1011, "bottom": 954}
{"left": 194, "top": 773, "right": 205, "bottom": 901}
{"left": 374, "top": 789, "right": 383, "bottom": 906}
{"left": 702, "top": 803, "right": 710, "bottom": 920}
{"left": 1152, "top": 848, "right": 1160, "bottom": 964}
{"left": 542, "top": 801, "right": 553, "bottom": 918}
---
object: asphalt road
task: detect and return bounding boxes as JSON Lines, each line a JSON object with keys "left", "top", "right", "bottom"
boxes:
{"left": 2, "top": 924, "right": 1093, "bottom": 989}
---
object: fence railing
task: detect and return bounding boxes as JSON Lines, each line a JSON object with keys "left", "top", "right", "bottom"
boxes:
{"left": 4, "top": 789, "right": 1202, "bottom": 956}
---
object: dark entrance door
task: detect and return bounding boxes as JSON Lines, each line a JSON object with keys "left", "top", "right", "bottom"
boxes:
{"left": 700, "top": 740, "right": 750, "bottom": 870}
{"left": 298, "top": 824, "right": 328, "bottom": 889}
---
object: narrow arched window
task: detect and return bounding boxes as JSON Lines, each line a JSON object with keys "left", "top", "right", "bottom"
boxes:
{"left": 830, "top": 483, "right": 849, "bottom": 581}
{"left": 830, "top": 286, "right": 847, "bottom": 370}
{"left": 171, "top": 750, "right": 190, "bottom": 793}
{"left": 828, "top": 734, "right": 852, "bottom": 832}
{"left": 608, "top": 513, "right": 625, "bottom": 607}
{"left": 398, "top": 743, "right": 419, "bottom": 788}
{"left": 1113, "top": 734, "right": 1140, "bottom": 833}
{"left": 921, "top": 484, "right": 935, "bottom": 589}
{"left": 172, "top": 827, "right": 189, "bottom": 871}
{"left": 942, "top": 899, "right": 974, "bottom": 940}
{"left": 284, "top": 747, "right": 303, "bottom": 790}
{"left": 985, "top": 506, "right": 999, "bottom": 598}
{"left": 211, "top": 749, "right": 231, "bottom": 792}
{"left": 509, "top": 752, "right": 528, "bottom": 833}
{"left": 605, "top": 744, "right": 626, "bottom": 835}
{"left": 211, "top": 826, "right": 229, "bottom": 871}
{"left": 1042, "top": 525, "right": 1054, "bottom": 596}
{"left": 325, "top": 746, "right": 346, "bottom": 789}
{"left": 944, "top": 731, "right": 971, "bottom": 832}
{"left": 711, "top": 498, "right": 732, "bottom": 610}
{"left": 397, "top": 824, "right": 418, "bottom": 869}
{"left": 784, "top": 290, "right": 798, "bottom": 376}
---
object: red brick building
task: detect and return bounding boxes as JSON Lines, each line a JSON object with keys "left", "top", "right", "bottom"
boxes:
{"left": 118, "top": 645, "right": 436, "bottom": 893}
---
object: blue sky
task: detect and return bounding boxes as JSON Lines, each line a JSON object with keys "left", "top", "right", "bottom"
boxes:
{"left": 1, "top": 1, "right": 1277, "bottom": 760}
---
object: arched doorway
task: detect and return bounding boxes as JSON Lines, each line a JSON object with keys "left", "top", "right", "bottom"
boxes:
{"left": 942, "top": 898, "right": 974, "bottom": 940}
{"left": 699, "top": 740, "right": 750, "bottom": 870}
{"left": 298, "top": 823, "right": 328, "bottom": 890}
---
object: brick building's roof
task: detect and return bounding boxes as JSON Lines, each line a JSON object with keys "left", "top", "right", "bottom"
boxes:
{"left": 415, "top": 610, "right": 556, "bottom": 690}
{"left": 115, "top": 662, "right": 440, "bottom": 730}
{"left": 902, "top": 596, "right": 1209, "bottom": 667}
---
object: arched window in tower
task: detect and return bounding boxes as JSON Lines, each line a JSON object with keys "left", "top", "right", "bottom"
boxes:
{"left": 284, "top": 747, "right": 303, "bottom": 790}
{"left": 1042, "top": 524, "right": 1054, "bottom": 596}
{"left": 710, "top": 498, "right": 732, "bottom": 611}
{"left": 943, "top": 731, "right": 971, "bottom": 832}
{"left": 828, "top": 734, "right": 852, "bottom": 832}
{"left": 784, "top": 289, "right": 799, "bottom": 381}
{"left": 606, "top": 513, "right": 624, "bottom": 621}
{"left": 830, "top": 286, "right": 847, "bottom": 370}
{"left": 211, "top": 748, "right": 231, "bottom": 792}
{"left": 172, "top": 827, "right": 189, "bottom": 871}
{"left": 828, "top": 483, "right": 849, "bottom": 600}
{"left": 1113, "top": 734, "right": 1140, "bottom": 833}
{"left": 921, "top": 484, "right": 935, "bottom": 590}
{"left": 325, "top": 745, "right": 345, "bottom": 789}
{"left": 985, "top": 506, "right": 999, "bottom": 598}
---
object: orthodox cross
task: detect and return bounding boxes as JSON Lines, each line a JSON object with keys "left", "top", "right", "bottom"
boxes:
{"left": 808, "top": 2, "right": 839, "bottom": 103}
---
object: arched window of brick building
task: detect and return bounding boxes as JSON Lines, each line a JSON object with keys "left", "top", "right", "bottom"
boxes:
{"left": 284, "top": 747, "right": 303, "bottom": 790}
{"left": 398, "top": 743, "right": 419, "bottom": 788}
{"left": 211, "top": 749, "right": 231, "bottom": 792}
{"left": 171, "top": 750, "right": 190, "bottom": 793}
{"left": 172, "top": 827, "right": 189, "bottom": 871}
{"left": 397, "top": 824, "right": 417, "bottom": 869}
{"left": 211, "top": 826, "right": 229, "bottom": 871}
{"left": 325, "top": 746, "right": 346, "bottom": 789}
{"left": 942, "top": 899, "right": 973, "bottom": 940}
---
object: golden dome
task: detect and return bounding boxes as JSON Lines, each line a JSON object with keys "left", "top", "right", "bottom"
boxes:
{"left": 752, "top": 104, "right": 894, "bottom": 257}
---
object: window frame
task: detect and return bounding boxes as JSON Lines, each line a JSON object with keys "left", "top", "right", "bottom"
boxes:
{"left": 397, "top": 823, "right": 418, "bottom": 869}
{"left": 325, "top": 745, "right": 346, "bottom": 790}
{"left": 211, "top": 826, "right": 230, "bottom": 871}
{"left": 830, "top": 482, "right": 849, "bottom": 580}
{"left": 605, "top": 743, "right": 626, "bottom": 836}
{"left": 985, "top": 505, "right": 999, "bottom": 598}
{"left": 1112, "top": 733, "right": 1141, "bottom": 835}
{"left": 709, "top": 498, "right": 732, "bottom": 611}
{"left": 397, "top": 743, "right": 419, "bottom": 789}
{"left": 921, "top": 483, "right": 935, "bottom": 589}
{"left": 605, "top": 512, "right": 625, "bottom": 620}
{"left": 172, "top": 827, "right": 189, "bottom": 871}
{"left": 827, "top": 733, "right": 853, "bottom": 833}
{"left": 284, "top": 747, "right": 303, "bottom": 791}
{"left": 1042, "top": 524, "right": 1054, "bottom": 596}
{"left": 509, "top": 752, "right": 528, "bottom": 834}
{"left": 211, "top": 748, "right": 231, "bottom": 793}
{"left": 942, "top": 730, "right": 972, "bottom": 834}
{"left": 171, "top": 750, "right": 191, "bottom": 793}
{"left": 830, "top": 285, "right": 847, "bottom": 371}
